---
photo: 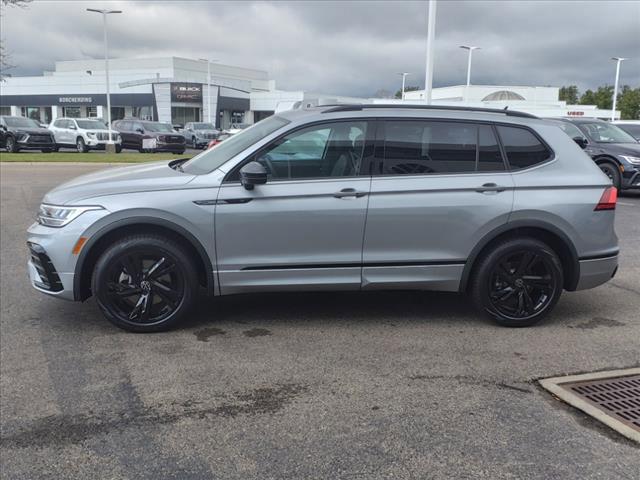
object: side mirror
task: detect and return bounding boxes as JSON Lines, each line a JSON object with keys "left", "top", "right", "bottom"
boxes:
{"left": 573, "top": 137, "right": 588, "bottom": 149}
{"left": 240, "top": 161, "right": 268, "bottom": 190}
{"left": 69, "top": 124, "right": 77, "bottom": 130}
{"left": 136, "top": 128, "right": 144, "bottom": 134}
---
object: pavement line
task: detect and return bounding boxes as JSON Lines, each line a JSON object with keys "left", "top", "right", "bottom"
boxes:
{"left": 617, "top": 202, "right": 637, "bottom": 207}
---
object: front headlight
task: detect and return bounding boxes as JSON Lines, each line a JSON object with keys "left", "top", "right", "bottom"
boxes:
{"left": 87, "top": 132, "right": 97, "bottom": 138}
{"left": 38, "top": 204, "right": 103, "bottom": 228}
{"left": 620, "top": 155, "right": 640, "bottom": 165}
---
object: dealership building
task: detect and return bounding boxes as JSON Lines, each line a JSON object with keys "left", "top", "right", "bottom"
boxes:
{"left": 0, "top": 55, "right": 618, "bottom": 127}
{"left": 0, "top": 56, "right": 363, "bottom": 128}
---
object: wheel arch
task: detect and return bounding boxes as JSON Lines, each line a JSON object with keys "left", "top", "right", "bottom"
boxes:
{"left": 74, "top": 217, "right": 215, "bottom": 301}
{"left": 460, "top": 220, "right": 580, "bottom": 293}
{"left": 593, "top": 155, "right": 621, "bottom": 167}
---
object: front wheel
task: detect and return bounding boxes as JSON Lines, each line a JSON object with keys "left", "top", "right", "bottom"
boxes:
{"left": 92, "top": 235, "right": 199, "bottom": 332}
{"left": 76, "top": 137, "right": 88, "bottom": 153}
{"left": 469, "top": 238, "right": 564, "bottom": 327}
{"left": 5, "top": 136, "right": 18, "bottom": 153}
{"left": 115, "top": 145, "right": 122, "bottom": 153}
{"left": 598, "top": 162, "right": 621, "bottom": 190}
{"left": 192, "top": 137, "right": 198, "bottom": 149}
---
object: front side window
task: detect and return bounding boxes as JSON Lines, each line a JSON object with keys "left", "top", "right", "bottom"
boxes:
{"left": 382, "top": 120, "right": 505, "bottom": 175}
{"left": 77, "top": 119, "right": 107, "bottom": 130}
{"left": 496, "top": 126, "right": 552, "bottom": 169}
{"left": 230, "top": 121, "right": 368, "bottom": 181}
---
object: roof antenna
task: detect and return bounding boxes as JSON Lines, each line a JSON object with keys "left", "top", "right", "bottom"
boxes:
{"left": 503, "top": 106, "right": 509, "bottom": 110}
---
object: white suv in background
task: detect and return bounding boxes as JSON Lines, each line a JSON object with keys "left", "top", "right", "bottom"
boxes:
{"left": 49, "top": 118, "right": 122, "bottom": 153}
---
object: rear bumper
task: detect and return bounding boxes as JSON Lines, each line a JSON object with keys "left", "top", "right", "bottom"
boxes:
{"left": 575, "top": 254, "right": 619, "bottom": 290}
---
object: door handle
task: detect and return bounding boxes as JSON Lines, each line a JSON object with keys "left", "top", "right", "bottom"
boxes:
{"left": 333, "top": 188, "right": 367, "bottom": 199}
{"left": 475, "top": 183, "right": 507, "bottom": 193}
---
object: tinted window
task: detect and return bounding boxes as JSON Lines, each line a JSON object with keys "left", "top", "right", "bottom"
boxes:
{"left": 229, "top": 121, "right": 367, "bottom": 181}
{"left": 117, "top": 121, "right": 130, "bottom": 131}
{"left": 478, "top": 125, "right": 505, "bottom": 171}
{"left": 616, "top": 124, "right": 640, "bottom": 140}
{"left": 578, "top": 122, "right": 637, "bottom": 144}
{"left": 383, "top": 121, "right": 505, "bottom": 175}
{"left": 496, "top": 126, "right": 551, "bottom": 169}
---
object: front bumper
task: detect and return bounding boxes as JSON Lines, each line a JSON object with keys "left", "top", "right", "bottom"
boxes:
{"left": 622, "top": 169, "right": 640, "bottom": 190}
{"left": 85, "top": 137, "right": 122, "bottom": 148}
{"left": 575, "top": 254, "right": 619, "bottom": 290}
{"left": 27, "top": 242, "right": 75, "bottom": 300}
{"left": 17, "top": 136, "right": 56, "bottom": 150}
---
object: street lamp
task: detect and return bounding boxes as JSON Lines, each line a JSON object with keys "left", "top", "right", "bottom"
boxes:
{"left": 397, "top": 72, "right": 411, "bottom": 100}
{"left": 611, "top": 57, "right": 626, "bottom": 122}
{"left": 87, "top": 8, "right": 122, "bottom": 152}
{"left": 424, "top": 0, "right": 437, "bottom": 104}
{"left": 199, "top": 58, "right": 218, "bottom": 125}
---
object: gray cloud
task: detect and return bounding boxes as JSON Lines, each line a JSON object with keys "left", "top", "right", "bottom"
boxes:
{"left": 2, "top": 0, "right": 639, "bottom": 96}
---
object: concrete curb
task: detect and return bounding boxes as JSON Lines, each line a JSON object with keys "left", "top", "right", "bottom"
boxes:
{"left": 539, "top": 368, "right": 640, "bottom": 444}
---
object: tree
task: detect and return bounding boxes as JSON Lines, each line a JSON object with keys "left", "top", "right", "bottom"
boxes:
{"left": 617, "top": 85, "right": 640, "bottom": 120}
{"left": 559, "top": 85, "right": 579, "bottom": 104}
{"left": 0, "top": 0, "right": 31, "bottom": 80}
{"left": 580, "top": 85, "right": 614, "bottom": 110}
{"left": 394, "top": 86, "right": 421, "bottom": 99}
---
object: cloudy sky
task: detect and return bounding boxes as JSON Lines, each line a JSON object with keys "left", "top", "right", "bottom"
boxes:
{"left": 2, "top": 0, "right": 639, "bottom": 96}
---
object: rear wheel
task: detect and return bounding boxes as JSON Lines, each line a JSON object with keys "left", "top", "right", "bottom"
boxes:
{"left": 469, "top": 238, "right": 564, "bottom": 327}
{"left": 92, "top": 235, "right": 199, "bottom": 332}
{"left": 598, "top": 161, "right": 621, "bottom": 190}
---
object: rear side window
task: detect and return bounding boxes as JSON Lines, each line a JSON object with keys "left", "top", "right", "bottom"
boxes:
{"left": 382, "top": 120, "right": 506, "bottom": 175}
{"left": 496, "top": 126, "right": 551, "bottom": 169}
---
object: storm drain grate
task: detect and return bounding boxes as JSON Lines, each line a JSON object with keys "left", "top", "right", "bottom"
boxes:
{"left": 540, "top": 368, "right": 640, "bottom": 443}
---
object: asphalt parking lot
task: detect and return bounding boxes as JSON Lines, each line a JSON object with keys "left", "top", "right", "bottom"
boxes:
{"left": 1, "top": 163, "right": 639, "bottom": 479}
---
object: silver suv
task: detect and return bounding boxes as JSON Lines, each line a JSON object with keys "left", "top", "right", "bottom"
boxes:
{"left": 27, "top": 105, "right": 619, "bottom": 332}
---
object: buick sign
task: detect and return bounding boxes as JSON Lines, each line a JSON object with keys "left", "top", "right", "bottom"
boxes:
{"left": 170, "top": 83, "right": 202, "bottom": 103}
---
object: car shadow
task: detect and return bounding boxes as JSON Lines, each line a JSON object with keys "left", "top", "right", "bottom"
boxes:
{"left": 182, "top": 290, "right": 482, "bottom": 330}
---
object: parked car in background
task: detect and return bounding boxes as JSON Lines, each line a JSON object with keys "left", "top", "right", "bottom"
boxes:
{"left": 0, "top": 116, "right": 56, "bottom": 153}
{"left": 112, "top": 119, "right": 186, "bottom": 154}
{"left": 49, "top": 118, "right": 122, "bottom": 153}
{"left": 207, "top": 132, "right": 233, "bottom": 149}
{"left": 613, "top": 121, "right": 640, "bottom": 141}
{"left": 28, "top": 105, "right": 619, "bottom": 332}
{"left": 182, "top": 122, "right": 220, "bottom": 149}
{"left": 551, "top": 118, "right": 640, "bottom": 190}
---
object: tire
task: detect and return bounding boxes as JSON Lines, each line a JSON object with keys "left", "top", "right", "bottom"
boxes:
{"left": 469, "top": 238, "right": 564, "bottom": 327}
{"left": 91, "top": 234, "right": 199, "bottom": 333}
{"left": 177, "top": 148, "right": 185, "bottom": 155}
{"left": 597, "top": 161, "right": 621, "bottom": 190}
{"left": 5, "top": 136, "right": 18, "bottom": 153}
{"left": 52, "top": 145, "right": 59, "bottom": 152}
{"left": 76, "top": 137, "right": 88, "bottom": 153}
{"left": 192, "top": 137, "right": 198, "bottom": 149}
{"left": 115, "top": 145, "right": 122, "bottom": 153}
{"left": 41, "top": 149, "right": 52, "bottom": 153}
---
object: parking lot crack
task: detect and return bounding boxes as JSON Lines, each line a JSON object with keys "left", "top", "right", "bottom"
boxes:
{"left": 407, "top": 374, "right": 533, "bottom": 394}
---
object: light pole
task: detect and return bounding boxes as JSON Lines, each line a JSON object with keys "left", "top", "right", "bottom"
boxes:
{"left": 611, "top": 57, "right": 626, "bottom": 122}
{"left": 424, "top": 0, "right": 437, "bottom": 104}
{"left": 459, "top": 45, "right": 480, "bottom": 103}
{"left": 87, "top": 8, "right": 121, "bottom": 152}
{"left": 199, "top": 58, "right": 218, "bottom": 125}
{"left": 398, "top": 72, "right": 411, "bottom": 100}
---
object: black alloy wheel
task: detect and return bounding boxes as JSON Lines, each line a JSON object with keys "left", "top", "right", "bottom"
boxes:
{"left": 470, "top": 238, "right": 563, "bottom": 327}
{"left": 5, "top": 136, "right": 18, "bottom": 153}
{"left": 92, "top": 235, "right": 199, "bottom": 332}
{"left": 598, "top": 162, "right": 621, "bottom": 190}
{"left": 192, "top": 137, "right": 198, "bottom": 149}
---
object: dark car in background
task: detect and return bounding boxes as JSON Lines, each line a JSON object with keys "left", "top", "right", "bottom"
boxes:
{"left": 182, "top": 122, "right": 220, "bottom": 149}
{"left": 0, "top": 116, "right": 56, "bottom": 153}
{"left": 550, "top": 117, "right": 640, "bottom": 191}
{"left": 613, "top": 121, "right": 640, "bottom": 141}
{"left": 112, "top": 119, "right": 186, "bottom": 154}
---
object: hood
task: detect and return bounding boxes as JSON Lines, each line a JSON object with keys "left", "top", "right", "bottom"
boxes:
{"left": 194, "top": 130, "right": 219, "bottom": 135}
{"left": 589, "top": 142, "right": 640, "bottom": 156}
{"left": 43, "top": 160, "right": 196, "bottom": 205}
{"left": 17, "top": 128, "right": 52, "bottom": 135}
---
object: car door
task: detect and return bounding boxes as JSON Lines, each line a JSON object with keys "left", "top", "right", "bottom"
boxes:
{"left": 116, "top": 121, "right": 133, "bottom": 149}
{"left": 361, "top": 119, "right": 514, "bottom": 291}
{"left": 215, "top": 119, "right": 375, "bottom": 294}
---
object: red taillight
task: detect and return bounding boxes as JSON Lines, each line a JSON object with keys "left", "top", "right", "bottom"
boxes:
{"left": 594, "top": 186, "right": 617, "bottom": 211}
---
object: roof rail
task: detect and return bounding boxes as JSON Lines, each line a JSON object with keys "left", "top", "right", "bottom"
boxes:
{"left": 321, "top": 104, "right": 538, "bottom": 119}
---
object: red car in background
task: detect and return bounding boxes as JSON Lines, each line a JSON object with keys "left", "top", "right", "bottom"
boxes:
{"left": 207, "top": 133, "right": 233, "bottom": 149}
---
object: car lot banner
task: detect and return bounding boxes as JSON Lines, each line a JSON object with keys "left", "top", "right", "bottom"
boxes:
{"left": 171, "top": 83, "right": 202, "bottom": 103}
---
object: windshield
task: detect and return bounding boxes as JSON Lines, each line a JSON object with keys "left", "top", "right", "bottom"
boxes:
{"left": 144, "top": 123, "right": 175, "bottom": 133}
{"left": 4, "top": 117, "right": 40, "bottom": 128}
{"left": 76, "top": 120, "right": 107, "bottom": 130}
{"left": 182, "top": 116, "right": 291, "bottom": 175}
{"left": 578, "top": 122, "right": 638, "bottom": 144}
{"left": 193, "top": 123, "right": 216, "bottom": 130}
